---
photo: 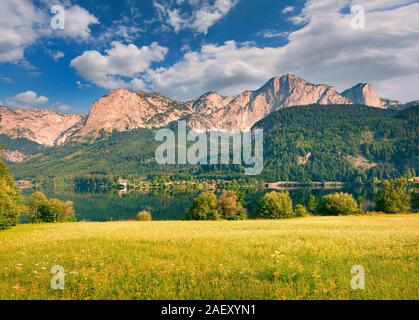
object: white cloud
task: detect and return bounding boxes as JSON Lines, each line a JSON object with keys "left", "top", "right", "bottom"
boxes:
{"left": 54, "top": 4, "right": 99, "bottom": 39}
{"left": 0, "top": 0, "right": 98, "bottom": 64}
{"left": 47, "top": 50, "right": 65, "bottom": 61}
{"left": 147, "top": 0, "right": 419, "bottom": 102}
{"left": 71, "top": 41, "right": 168, "bottom": 90}
{"left": 5, "top": 91, "right": 49, "bottom": 108}
{"left": 71, "top": 0, "right": 419, "bottom": 103}
{"left": 146, "top": 41, "right": 277, "bottom": 99}
{"left": 154, "top": 0, "right": 238, "bottom": 34}
{"left": 282, "top": 6, "right": 295, "bottom": 14}
{"left": 0, "top": 0, "right": 46, "bottom": 63}
{"left": 257, "top": 30, "right": 289, "bottom": 39}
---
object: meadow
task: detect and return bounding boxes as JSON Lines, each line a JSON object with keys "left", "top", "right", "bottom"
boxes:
{"left": 0, "top": 215, "right": 418, "bottom": 300}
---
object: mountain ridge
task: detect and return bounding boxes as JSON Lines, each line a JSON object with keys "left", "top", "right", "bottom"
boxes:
{"left": 0, "top": 74, "right": 416, "bottom": 147}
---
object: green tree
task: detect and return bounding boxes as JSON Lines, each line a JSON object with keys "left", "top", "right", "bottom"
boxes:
{"left": 47, "top": 199, "right": 76, "bottom": 222}
{"left": 0, "top": 157, "right": 26, "bottom": 231}
{"left": 0, "top": 180, "right": 26, "bottom": 231}
{"left": 375, "top": 179, "right": 411, "bottom": 213}
{"left": 318, "top": 193, "right": 359, "bottom": 216}
{"left": 294, "top": 204, "right": 308, "bottom": 217}
{"left": 308, "top": 195, "right": 317, "bottom": 213}
{"left": 136, "top": 210, "right": 152, "bottom": 221}
{"left": 218, "top": 190, "right": 247, "bottom": 220}
{"left": 187, "top": 192, "right": 220, "bottom": 220}
{"left": 257, "top": 191, "right": 294, "bottom": 219}
{"left": 27, "top": 192, "right": 75, "bottom": 223}
{"left": 27, "top": 192, "right": 50, "bottom": 223}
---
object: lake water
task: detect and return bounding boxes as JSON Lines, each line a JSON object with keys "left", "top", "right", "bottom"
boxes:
{"left": 23, "top": 185, "right": 378, "bottom": 221}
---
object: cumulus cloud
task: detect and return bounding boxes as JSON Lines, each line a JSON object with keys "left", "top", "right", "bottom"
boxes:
{"left": 154, "top": 0, "right": 238, "bottom": 34}
{"left": 54, "top": 4, "right": 99, "bottom": 39}
{"left": 71, "top": 0, "right": 419, "bottom": 102}
{"left": 148, "top": 0, "right": 419, "bottom": 102}
{"left": 0, "top": 0, "right": 46, "bottom": 63}
{"left": 71, "top": 41, "right": 168, "bottom": 90}
{"left": 5, "top": 91, "right": 49, "bottom": 108}
{"left": 0, "top": 0, "right": 98, "bottom": 64}
{"left": 146, "top": 41, "right": 276, "bottom": 99}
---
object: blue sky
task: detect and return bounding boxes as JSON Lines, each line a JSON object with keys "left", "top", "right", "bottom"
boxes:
{"left": 0, "top": 0, "right": 418, "bottom": 114}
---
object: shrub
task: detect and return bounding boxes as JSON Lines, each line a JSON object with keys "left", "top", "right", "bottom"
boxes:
{"left": 47, "top": 199, "right": 76, "bottom": 222}
{"left": 136, "top": 211, "right": 152, "bottom": 221}
{"left": 218, "top": 190, "right": 247, "bottom": 220}
{"left": 308, "top": 195, "right": 317, "bottom": 213}
{"left": 257, "top": 191, "right": 294, "bottom": 219}
{"left": 27, "top": 192, "right": 75, "bottom": 223}
{"left": 0, "top": 179, "right": 26, "bottom": 231}
{"left": 294, "top": 204, "right": 308, "bottom": 217}
{"left": 27, "top": 192, "right": 50, "bottom": 223}
{"left": 318, "top": 192, "right": 359, "bottom": 216}
{"left": 375, "top": 179, "right": 411, "bottom": 213}
{"left": 187, "top": 192, "right": 220, "bottom": 220}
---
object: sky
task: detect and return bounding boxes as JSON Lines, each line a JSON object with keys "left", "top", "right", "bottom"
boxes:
{"left": 0, "top": 0, "right": 418, "bottom": 114}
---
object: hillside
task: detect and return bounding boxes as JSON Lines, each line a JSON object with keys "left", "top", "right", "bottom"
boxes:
{"left": 257, "top": 104, "right": 418, "bottom": 182}
{"left": 10, "top": 104, "right": 418, "bottom": 182}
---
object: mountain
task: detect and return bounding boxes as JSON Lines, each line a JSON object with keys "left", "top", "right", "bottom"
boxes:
{"left": 70, "top": 74, "right": 353, "bottom": 141}
{"left": 401, "top": 100, "right": 419, "bottom": 110}
{"left": 10, "top": 105, "right": 419, "bottom": 182}
{"left": 0, "top": 106, "right": 85, "bottom": 146}
{"left": 341, "top": 83, "right": 399, "bottom": 109}
{"left": 1, "top": 74, "right": 415, "bottom": 148}
{"left": 70, "top": 89, "right": 192, "bottom": 142}
{"left": 187, "top": 74, "right": 352, "bottom": 131}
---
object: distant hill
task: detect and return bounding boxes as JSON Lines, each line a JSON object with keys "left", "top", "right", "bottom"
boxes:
{"left": 10, "top": 104, "right": 418, "bottom": 183}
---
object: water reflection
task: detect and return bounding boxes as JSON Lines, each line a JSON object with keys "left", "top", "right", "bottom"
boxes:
{"left": 23, "top": 185, "right": 379, "bottom": 221}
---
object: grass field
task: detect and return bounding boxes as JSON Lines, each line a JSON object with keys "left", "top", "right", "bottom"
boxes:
{"left": 0, "top": 215, "right": 418, "bottom": 300}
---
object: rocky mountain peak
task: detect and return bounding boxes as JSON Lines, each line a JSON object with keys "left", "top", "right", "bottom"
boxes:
{"left": 0, "top": 106, "right": 86, "bottom": 146}
{"left": 341, "top": 83, "right": 385, "bottom": 108}
{"left": 2, "top": 74, "right": 409, "bottom": 146}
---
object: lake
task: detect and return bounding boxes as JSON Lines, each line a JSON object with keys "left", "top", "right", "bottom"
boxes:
{"left": 22, "top": 185, "right": 379, "bottom": 221}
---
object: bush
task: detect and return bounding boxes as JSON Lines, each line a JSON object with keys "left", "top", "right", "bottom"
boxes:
{"left": 257, "top": 191, "right": 294, "bottom": 219}
{"left": 294, "top": 204, "right": 308, "bottom": 217}
{"left": 375, "top": 179, "right": 411, "bottom": 213}
{"left": 218, "top": 190, "right": 247, "bottom": 220}
{"left": 0, "top": 179, "right": 26, "bottom": 231}
{"left": 187, "top": 192, "right": 220, "bottom": 220}
{"left": 318, "top": 193, "right": 359, "bottom": 216}
{"left": 27, "top": 192, "right": 75, "bottom": 223}
{"left": 27, "top": 192, "right": 49, "bottom": 223}
{"left": 136, "top": 211, "right": 152, "bottom": 221}
{"left": 308, "top": 195, "right": 317, "bottom": 213}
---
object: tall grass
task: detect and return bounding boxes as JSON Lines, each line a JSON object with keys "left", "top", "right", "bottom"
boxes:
{"left": 0, "top": 215, "right": 417, "bottom": 300}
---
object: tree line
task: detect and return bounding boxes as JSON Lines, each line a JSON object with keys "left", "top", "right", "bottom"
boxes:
{"left": 0, "top": 157, "right": 75, "bottom": 231}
